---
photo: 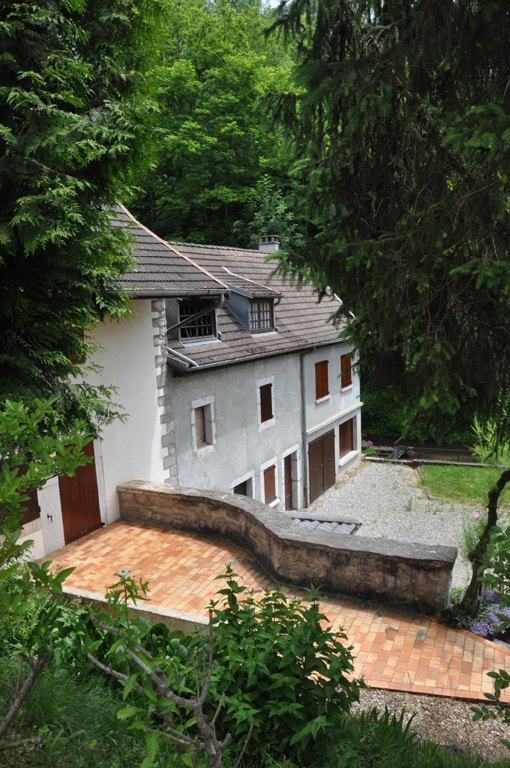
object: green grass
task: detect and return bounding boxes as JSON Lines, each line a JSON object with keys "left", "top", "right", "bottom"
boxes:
{"left": 419, "top": 464, "right": 510, "bottom": 507}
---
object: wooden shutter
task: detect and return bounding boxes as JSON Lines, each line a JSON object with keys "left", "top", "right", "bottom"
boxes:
{"left": 260, "top": 383, "right": 273, "bottom": 422}
{"left": 340, "top": 354, "right": 352, "bottom": 388}
{"left": 195, "top": 406, "right": 206, "bottom": 446}
{"left": 264, "top": 465, "right": 276, "bottom": 503}
{"left": 315, "top": 361, "right": 329, "bottom": 400}
{"left": 339, "top": 419, "right": 354, "bottom": 458}
{"left": 20, "top": 488, "right": 40, "bottom": 526}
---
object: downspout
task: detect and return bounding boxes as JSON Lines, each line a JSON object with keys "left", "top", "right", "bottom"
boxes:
{"left": 300, "top": 346, "right": 315, "bottom": 508}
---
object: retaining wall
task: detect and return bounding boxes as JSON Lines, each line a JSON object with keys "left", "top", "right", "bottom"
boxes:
{"left": 117, "top": 481, "right": 457, "bottom": 614}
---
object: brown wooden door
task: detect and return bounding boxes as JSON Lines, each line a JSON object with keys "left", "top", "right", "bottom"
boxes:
{"left": 308, "top": 430, "right": 335, "bottom": 503}
{"left": 323, "top": 430, "right": 335, "bottom": 491}
{"left": 284, "top": 454, "right": 293, "bottom": 510}
{"left": 308, "top": 436, "right": 324, "bottom": 502}
{"left": 59, "top": 441, "right": 102, "bottom": 544}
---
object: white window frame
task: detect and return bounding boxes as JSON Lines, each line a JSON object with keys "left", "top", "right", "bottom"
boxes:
{"left": 230, "top": 470, "right": 256, "bottom": 498}
{"left": 280, "top": 444, "right": 301, "bottom": 510}
{"left": 260, "top": 456, "right": 279, "bottom": 507}
{"left": 191, "top": 395, "right": 216, "bottom": 457}
{"left": 256, "top": 375, "right": 276, "bottom": 431}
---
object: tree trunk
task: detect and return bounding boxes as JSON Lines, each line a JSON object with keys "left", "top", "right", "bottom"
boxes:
{"left": 461, "top": 466, "right": 510, "bottom": 611}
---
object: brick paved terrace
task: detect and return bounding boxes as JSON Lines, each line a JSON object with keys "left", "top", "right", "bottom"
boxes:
{"left": 48, "top": 519, "right": 510, "bottom": 702}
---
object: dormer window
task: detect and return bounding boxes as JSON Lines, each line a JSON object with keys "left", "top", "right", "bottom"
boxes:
{"left": 249, "top": 299, "right": 274, "bottom": 333}
{"left": 180, "top": 300, "right": 216, "bottom": 340}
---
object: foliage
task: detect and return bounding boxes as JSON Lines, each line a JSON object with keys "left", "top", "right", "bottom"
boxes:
{"left": 480, "top": 525, "right": 510, "bottom": 606}
{"left": 419, "top": 465, "right": 510, "bottom": 508}
{"left": 206, "top": 567, "right": 360, "bottom": 762}
{"left": 0, "top": 398, "right": 93, "bottom": 751}
{"left": 131, "top": 0, "right": 296, "bottom": 246}
{"left": 269, "top": 0, "right": 510, "bottom": 445}
{"left": 329, "top": 707, "right": 485, "bottom": 768}
{"left": 88, "top": 566, "right": 361, "bottom": 767}
{"left": 0, "top": 661, "right": 149, "bottom": 768}
{"left": 0, "top": 0, "right": 163, "bottom": 426}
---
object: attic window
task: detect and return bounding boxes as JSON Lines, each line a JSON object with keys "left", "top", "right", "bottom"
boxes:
{"left": 249, "top": 299, "right": 274, "bottom": 333}
{"left": 180, "top": 301, "right": 216, "bottom": 340}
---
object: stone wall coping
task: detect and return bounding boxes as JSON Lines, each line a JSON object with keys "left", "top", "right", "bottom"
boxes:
{"left": 119, "top": 480, "right": 457, "bottom": 567}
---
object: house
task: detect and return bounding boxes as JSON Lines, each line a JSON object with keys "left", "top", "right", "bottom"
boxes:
{"left": 22, "top": 206, "right": 362, "bottom": 558}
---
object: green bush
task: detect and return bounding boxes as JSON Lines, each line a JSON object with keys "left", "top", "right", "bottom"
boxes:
{"left": 204, "top": 568, "right": 361, "bottom": 763}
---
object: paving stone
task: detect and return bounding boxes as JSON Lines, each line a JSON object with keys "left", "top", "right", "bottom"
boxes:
{"left": 47, "top": 520, "right": 510, "bottom": 703}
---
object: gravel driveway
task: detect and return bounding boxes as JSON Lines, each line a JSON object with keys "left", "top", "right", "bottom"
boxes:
{"left": 309, "top": 460, "right": 479, "bottom": 589}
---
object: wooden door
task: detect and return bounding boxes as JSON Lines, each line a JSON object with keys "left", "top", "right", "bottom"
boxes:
{"left": 284, "top": 454, "right": 293, "bottom": 510}
{"left": 308, "top": 436, "right": 324, "bottom": 502}
{"left": 322, "top": 430, "right": 335, "bottom": 491}
{"left": 59, "top": 441, "right": 102, "bottom": 544}
{"left": 308, "top": 430, "right": 335, "bottom": 503}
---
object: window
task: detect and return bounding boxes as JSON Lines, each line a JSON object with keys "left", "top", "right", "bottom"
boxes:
{"left": 340, "top": 354, "right": 352, "bottom": 388}
{"left": 180, "top": 301, "right": 216, "bottom": 340}
{"left": 250, "top": 299, "right": 274, "bottom": 332}
{"left": 192, "top": 399, "right": 215, "bottom": 452}
{"left": 260, "top": 383, "right": 273, "bottom": 423}
{"left": 339, "top": 418, "right": 354, "bottom": 459}
{"left": 315, "top": 360, "right": 329, "bottom": 400}
{"left": 263, "top": 465, "right": 277, "bottom": 504}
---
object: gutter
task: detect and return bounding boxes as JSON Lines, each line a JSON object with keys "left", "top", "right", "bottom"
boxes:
{"left": 165, "top": 337, "right": 345, "bottom": 374}
{"left": 124, "top": 288, "right": 227, "bottom": 299}
{"left": 300, "top": 346, "right": 315, "bottom": 508}
{"left": 166, "top": 347, "right": 199, "bottom": 371}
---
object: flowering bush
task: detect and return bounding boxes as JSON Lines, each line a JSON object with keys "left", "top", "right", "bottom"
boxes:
{"left": 361, "top": 439, "right": 378, "bottom": 456}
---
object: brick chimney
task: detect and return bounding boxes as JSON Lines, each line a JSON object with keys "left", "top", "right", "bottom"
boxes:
{"left": 258, "top": 235, "right": 280, "bottom": 253}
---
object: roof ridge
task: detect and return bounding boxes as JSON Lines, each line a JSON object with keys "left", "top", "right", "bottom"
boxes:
{"left": 117, "top": 205, "right": 229, "bottom": 291}
{"left": 167, "top": 240, "right": 266, "bottom": 255}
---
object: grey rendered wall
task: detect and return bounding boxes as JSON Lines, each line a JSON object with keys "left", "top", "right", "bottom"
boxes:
{"left": 171, "top": 354, "right": 304, "bottom": 509}
{"left": 303, "top": 344, "right": 362, "bottom": 483}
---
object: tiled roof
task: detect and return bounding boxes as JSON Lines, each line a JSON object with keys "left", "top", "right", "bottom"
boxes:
{"left": 165, "top": 240, "right": 346, "bottom": 368}
{"left": 112, "top": 205, "right": 227, "bottom": 296}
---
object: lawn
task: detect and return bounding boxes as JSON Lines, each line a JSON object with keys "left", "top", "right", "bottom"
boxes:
{"left": 419, "top": 464, "right": 510, "bottom": 507}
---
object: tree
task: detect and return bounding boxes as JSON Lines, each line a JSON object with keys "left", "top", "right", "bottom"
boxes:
{"left": 269, "top": 0, "right": 510, "bottom": 606}
{"left": 131, "top": 0, "right": 296, "bottom": 246}
{"left": 0, "top": 398, "right": 91, "bottom": 752}
{"left": 0, "top": 0, "right": 162, "bottom": 427}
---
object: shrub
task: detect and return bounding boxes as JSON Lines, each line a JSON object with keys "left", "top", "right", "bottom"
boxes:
{"left": 202, "top": 567, "right": 361, "bottom": 762}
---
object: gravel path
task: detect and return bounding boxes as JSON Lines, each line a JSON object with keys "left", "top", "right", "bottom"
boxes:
{"left": 309, "top": 460, "right": 481, "bottom": 588}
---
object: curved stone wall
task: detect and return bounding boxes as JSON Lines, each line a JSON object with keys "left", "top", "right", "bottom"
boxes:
{"left": 117, "top": 480, "right": 456, "bottom": 614}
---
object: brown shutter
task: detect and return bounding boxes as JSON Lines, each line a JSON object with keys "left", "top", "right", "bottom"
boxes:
{"left": 260, "top": 383, "right": 273, "bottom": 422}
{"left": 315, "top": 361, "right": 329, "bottom": 399}
{"left": 20, "top": 488, "right": 40, "bottom": 526}
{"left": 323, "top": 430, "right": 336, "bottom": 490}
{"left": 264, "top": 465, "right": 276, "bottom": 503}
{"left": 339, "top": 419, "right": 354, "bottom": 458}
{"left": 340, "top": 355, "right": 352, "bottom": 388}
{"left": 195, "top": 406, "right": 206, "bottom": 446}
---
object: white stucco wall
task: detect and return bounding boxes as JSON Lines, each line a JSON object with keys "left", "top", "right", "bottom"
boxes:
{"left": 88, "top": 300, "right": 166, "bottom": 521}
{"left": 172, "top": 354, "right": 304, "bottom": 509}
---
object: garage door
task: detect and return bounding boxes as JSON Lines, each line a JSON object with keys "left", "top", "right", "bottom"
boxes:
{"left": 308, "top": 430, "right": 335, "bottom": 503}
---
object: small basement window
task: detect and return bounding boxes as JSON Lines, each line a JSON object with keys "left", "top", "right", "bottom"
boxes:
{"left": 180, "top": 300, "right": 216, "bottom": 340}
{"left": 249, "top": 299, "right": 274, "bottom": 332}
